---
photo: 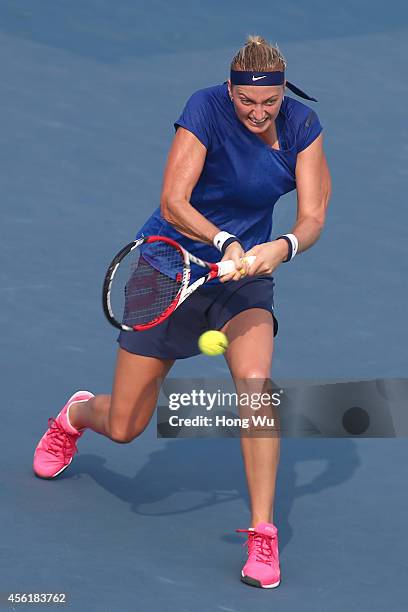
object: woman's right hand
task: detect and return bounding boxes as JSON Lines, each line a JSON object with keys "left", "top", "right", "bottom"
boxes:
{"left": 219, "top": 241, "right": 247, "bottom": 282}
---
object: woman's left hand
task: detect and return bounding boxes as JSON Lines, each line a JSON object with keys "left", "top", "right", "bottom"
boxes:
{"left": 243, "top": 241, "right": 290, "bottom": 276}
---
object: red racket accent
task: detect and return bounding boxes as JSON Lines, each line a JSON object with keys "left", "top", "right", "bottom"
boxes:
{"left": 119, "top": 241, "right": 184, "bottom": 329}
{"left": 145, "top": 234, "right": 186, "bottom": 256}
{"left": 132, "top": 291, "right": 183, "bottom": 330}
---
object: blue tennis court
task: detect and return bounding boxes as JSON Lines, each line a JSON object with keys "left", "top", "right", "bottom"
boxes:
{"left": 1, "top": 1, "right": 407, "bottom": 610}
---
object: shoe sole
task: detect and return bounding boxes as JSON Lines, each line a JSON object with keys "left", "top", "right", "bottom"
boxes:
{"left": 241, "top": 571, "right": 280, "bottom": 589}
{"left": 34, "top": 460, "right": 72, "bottom": 480}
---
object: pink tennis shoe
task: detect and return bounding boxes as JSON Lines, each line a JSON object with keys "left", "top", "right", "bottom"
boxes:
{"left": 237, "top": 522, "right": 281, "bottom": 588}
{"left": 33, "top": 391, "right": 94, "bottom": 479}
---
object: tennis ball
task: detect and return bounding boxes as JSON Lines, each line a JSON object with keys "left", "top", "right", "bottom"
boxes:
{"left": 198, "top": 330, "right": 229, "bottom": 356}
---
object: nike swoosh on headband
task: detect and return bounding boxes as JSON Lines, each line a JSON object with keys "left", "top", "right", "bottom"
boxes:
{"left": 230, "top": 70, "right": 318, "bottom": 101}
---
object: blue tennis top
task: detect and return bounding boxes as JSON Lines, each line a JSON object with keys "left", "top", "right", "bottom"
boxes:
{"left": 138, "top": 82, "right": 322, "bottom": 276}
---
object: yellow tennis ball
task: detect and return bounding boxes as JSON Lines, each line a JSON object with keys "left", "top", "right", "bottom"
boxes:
{"left": 198, "top": 330, "right": 229, "bottom": 356}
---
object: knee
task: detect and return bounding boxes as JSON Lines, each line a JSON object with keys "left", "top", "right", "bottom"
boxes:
{"left": 109, "top": 431, "right": 135, "bottom": 444}
{"left": 233, "top": 366, "right": 271, "bottom": 382}
{"left": 109, "top": 420, "right": 147, "bottom": 444}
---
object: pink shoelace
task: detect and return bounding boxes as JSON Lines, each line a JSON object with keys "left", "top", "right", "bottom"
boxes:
{"left": 236, "top": 529, "right": 277, "bottom": 565}
{"left": 43, "top": 417, "right": 80, "bottom": 460}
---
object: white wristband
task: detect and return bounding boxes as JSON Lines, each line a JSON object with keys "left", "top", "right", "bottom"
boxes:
{"left": 213, "top": 231, "right": 236, "bottom": 252}
{"left": 285, "top": 233, "right": 299, "bottom": 259}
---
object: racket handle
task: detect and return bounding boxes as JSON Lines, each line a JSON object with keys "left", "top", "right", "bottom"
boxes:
{"left": 216, "top": 255, "right": 256, "bottom": 277}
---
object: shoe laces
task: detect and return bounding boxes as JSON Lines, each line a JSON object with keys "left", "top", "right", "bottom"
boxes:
{"left": 236, "top": 529, "right": 277, "bottom": 565}
{"left": 43, "top": 417, "right": 79, "bottom": 460}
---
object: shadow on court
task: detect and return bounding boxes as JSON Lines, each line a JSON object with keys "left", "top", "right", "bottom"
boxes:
{"left": 60, "top": 437, "right": 359, "bottom": 551}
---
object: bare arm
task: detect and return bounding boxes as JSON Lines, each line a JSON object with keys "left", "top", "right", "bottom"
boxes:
{"left": 160, "top": 127, "right": 221, "bottom": 244}
{"left": 291, "top": 132, "right": 331, "bottom": 252}
{"left": 160, "top": 126, "right": 246, "bottom": 278}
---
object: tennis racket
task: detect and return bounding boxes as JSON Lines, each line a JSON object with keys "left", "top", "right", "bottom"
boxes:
{"left": 102, "top": 235, "right": 256, "bottom": 331}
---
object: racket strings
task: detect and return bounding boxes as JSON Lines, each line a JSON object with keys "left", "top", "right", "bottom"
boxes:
{"left": 121, "top": 243, "right": 184, "bottom": 327}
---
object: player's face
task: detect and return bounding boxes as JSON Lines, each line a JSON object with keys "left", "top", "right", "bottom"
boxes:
{"left": 229, "top": 84, "right": 284, "bottom": 133}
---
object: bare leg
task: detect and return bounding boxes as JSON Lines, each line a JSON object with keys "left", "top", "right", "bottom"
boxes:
{"left": 222, "top": 309, "right": 279, "bottom": 526}
{"left": 69, "top": 348, "right": 174, "bottom": 442}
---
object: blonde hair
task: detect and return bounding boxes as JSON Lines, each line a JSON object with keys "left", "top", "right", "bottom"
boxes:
{"left": 231, "top": 35, "right": 287, "bottom": 72}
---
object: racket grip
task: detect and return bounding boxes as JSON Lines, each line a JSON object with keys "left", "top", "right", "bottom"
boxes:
{"left": 216, "top": 255, "right": 256, "bottom": 277}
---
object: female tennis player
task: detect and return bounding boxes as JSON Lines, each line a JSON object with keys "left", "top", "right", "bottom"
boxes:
{"left": 33, "top": 35, "right": 331, "bottom": 589}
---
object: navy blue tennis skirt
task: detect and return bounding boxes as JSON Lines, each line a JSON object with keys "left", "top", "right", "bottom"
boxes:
{"left": 117, "top": 275, "right": 278, "bottom": 359}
